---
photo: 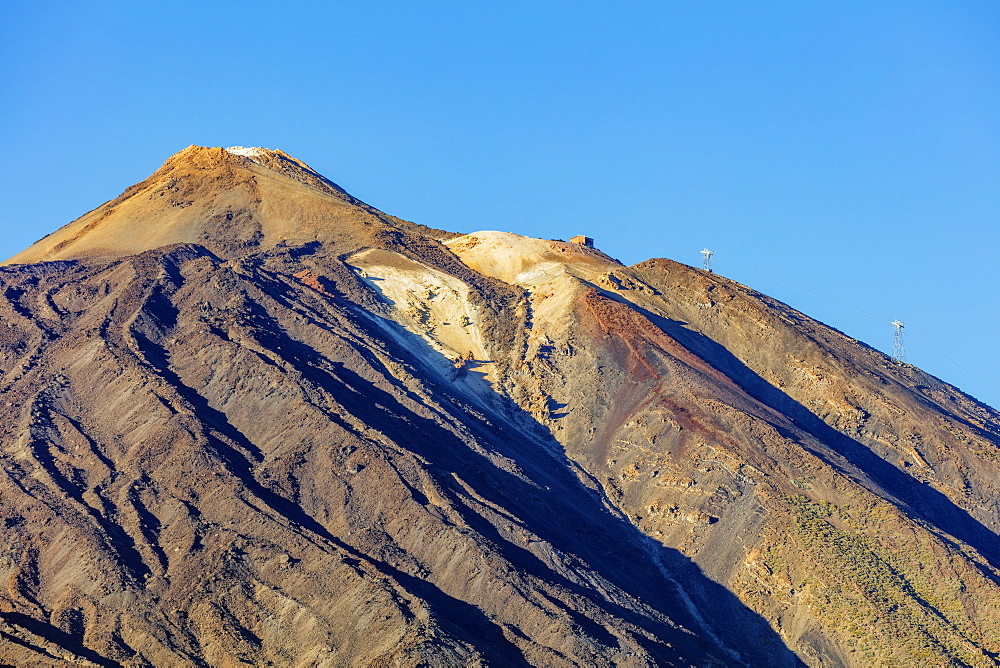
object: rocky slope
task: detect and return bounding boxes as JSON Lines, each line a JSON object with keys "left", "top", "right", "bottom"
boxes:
{"left": 1, "top": 146, "right": 999, "bottom": 666}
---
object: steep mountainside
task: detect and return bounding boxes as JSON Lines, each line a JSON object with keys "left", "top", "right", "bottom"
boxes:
{"left": 1, "top": 146, "right": 999, "bottom": 666}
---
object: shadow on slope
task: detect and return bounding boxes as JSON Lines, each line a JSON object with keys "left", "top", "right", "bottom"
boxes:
{"left": 28, "top": 245, "right": 803, "bottom": 665}
{"left": 124, "top": 312, "right": 527, "bottom": 664}
{"left": 242, "top": 262, "right": 805, "bottom": 666}
{"left": 624, "top": 298, "right": 1000, "bottom": 578}
{"left": 0, "top": 611, "right": 121, "bottom": 668}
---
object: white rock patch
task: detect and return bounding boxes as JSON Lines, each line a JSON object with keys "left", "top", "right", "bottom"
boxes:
{"left": 225, "top": 146, "right": 267, "bottom": 157}
{"left": 347, "top": 248, "right": 492, "bottom": 385}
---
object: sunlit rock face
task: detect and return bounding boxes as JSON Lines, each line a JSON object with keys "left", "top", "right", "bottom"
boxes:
{"left": 1, "top": 146, "right": 999, "bottom": 666}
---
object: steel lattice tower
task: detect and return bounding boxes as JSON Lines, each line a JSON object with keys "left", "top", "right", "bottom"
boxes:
{"left": 701, "top": 248, "right": 714, "bottom": 273}
{"left": 892, "top": 320, "right": 906, "bottom": 363}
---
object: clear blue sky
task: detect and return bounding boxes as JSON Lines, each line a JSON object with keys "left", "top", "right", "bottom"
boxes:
{"left": 2, "top": 1, "right": 997, "bottom": 408}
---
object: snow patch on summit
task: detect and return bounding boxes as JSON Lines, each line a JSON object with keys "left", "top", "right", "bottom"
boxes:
{"left": 225, "top": 146, "right": 267, "bottom": 157}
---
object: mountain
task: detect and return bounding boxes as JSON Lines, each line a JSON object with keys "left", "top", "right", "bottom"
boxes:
{"left": 1, "top": 146, "right": 999, "bottom": 666}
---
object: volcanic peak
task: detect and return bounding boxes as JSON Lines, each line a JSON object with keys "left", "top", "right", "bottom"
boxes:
{"left": 3, "top": 145, "right": 426, "bottom": 265}
{"left": 3, "top": 146, "right": 1000, "bottom": 665}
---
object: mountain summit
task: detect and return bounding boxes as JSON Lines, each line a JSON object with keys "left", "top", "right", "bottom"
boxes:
{"left": 6, "top": 145, "right": 452, "bottom": 266}
{"left": 1, "top": 147, "right": 1000, "bottom": 666}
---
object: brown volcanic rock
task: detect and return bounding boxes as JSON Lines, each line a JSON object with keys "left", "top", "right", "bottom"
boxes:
{"left": 628, "top": 258, "right": 1000, "bottom": 526}
{"left": 5, "top": 145, "right": 458, "bottom": 265}
{"left": 0, "top": 245, "right": 747, "bottom": 665}
{"left": 1, "top": 147, "right": 1000, "bottom": 666}
{"left": 444, "top": 231, "right": 1000, "bottom": 664}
